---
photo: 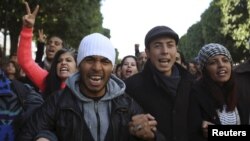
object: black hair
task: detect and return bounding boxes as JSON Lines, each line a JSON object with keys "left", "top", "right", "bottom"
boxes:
{"left": 4, "top": 60, "right": 20, "bottom": 80}
{"left": 120, "top": 55, "right": 139, "bottom": 70}
{"left": 43, "top": 48, "right": 77, "bottom": 99}
{"left": 115, "top": 63, "right": 122, "bottom": 75}
{"left": 46, "top": 35, "right": 65, "bottom": 47}
{"left": 201, "top": 69, "right": 237, "bottom": 112}
{"left": 177, "top": 50, "right": 187, "bottom": 65}
{"left": 120, "top": 55, "right": 139, "bottom": 80}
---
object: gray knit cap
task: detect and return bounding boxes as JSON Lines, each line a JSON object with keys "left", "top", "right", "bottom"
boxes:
{"left": 197, "top": 43, "right": 233, "bottom": 70}
{"left": 144, "top": 26, "right": 179, "bottom": 49}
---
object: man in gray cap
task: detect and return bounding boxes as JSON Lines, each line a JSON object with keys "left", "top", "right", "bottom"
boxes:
{"left": 125, "top": 25, "right": 195, "bottom": 141}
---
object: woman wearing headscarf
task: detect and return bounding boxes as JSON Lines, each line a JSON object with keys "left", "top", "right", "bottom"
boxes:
{"left": 188, "top": 43, "right": 249, "bottom": 141}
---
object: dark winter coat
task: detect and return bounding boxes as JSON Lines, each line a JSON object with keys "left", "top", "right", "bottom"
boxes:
{"left": 18, "top": 87, "right": 144, "bottom": 141}
{"left": 125, "top": 61, "right": 194, "bottom": 141}
{"left": 188, "top": 79, "right": 250, "bottom": 141}
{"left": 0, "top": 70, "right": 43, "bottom": 141}
{"left": 234, "top": 59, "right": 250, "bottom": 108}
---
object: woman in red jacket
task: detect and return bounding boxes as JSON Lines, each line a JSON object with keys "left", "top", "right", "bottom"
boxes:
{"left": 18, "top": 2, "right": 78, "bottom": 97}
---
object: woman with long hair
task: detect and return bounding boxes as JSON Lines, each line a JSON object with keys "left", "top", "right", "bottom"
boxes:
{"left": 43, "top": 48, "right": 77, "bottom": 98}
{"left": 18, "top": 2, "right": 78, "bottom": 98}
{"left": 188, "top": 43, "right": 249, "bottom": 141}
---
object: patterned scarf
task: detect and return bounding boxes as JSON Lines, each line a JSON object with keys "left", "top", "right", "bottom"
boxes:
{"left": 0, "top": 69, "right": 21, "bottom": 141}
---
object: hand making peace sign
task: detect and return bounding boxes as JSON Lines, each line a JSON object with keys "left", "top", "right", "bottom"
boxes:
{"left": 22, "top": 1, "right": 39, "bottom": 28}
{"left": 38, "top": 29, "right": 47, "bottom": 43}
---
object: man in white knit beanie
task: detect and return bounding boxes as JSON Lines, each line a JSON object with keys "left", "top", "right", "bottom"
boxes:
{"left": 77, "top": 33, "right": 116, "bottom": 67}
{"left": 20, "top": 32, "right": 157, "bottom": 141}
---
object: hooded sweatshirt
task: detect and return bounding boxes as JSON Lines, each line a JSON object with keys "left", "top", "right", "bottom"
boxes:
{"left": 66, "top": 72, "right": 126, "bottom": 141}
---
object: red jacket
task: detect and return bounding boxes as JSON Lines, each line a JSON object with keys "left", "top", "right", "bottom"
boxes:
{"left": 17, "top": 27, "right": 66, "bottom": 92}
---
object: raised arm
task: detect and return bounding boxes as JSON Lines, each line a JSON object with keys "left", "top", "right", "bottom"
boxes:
{"left": 35, "top": 29, "right": 46, "bottom": 63}
{"left": 18, "top": 1, "right": 48, "bottom": 92}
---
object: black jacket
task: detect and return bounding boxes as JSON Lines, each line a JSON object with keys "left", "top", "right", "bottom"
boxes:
{"left": 234, "top": 59, "right": 250, "bottom": 108}
{"left": 125, "top": 61, "right": 194, "bottom": 141}
{"left": 0, "top": 77, "right": 43, "bottom": 141}
{"left": 18, "top": 87, "right": 144, "bottom": 141}
{"left": 188, "top": 79, "right": 250, "bottom": 141}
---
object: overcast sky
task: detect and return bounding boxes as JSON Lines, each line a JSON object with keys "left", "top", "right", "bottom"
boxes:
{"left": 101, "top": 0, "right": 212, "bottom": 59}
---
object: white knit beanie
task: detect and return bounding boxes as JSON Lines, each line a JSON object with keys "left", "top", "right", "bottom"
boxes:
{"left": 77, "top": 33, "right": 116, "bottom": 66}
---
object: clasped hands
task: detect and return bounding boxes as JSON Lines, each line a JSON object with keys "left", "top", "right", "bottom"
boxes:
{"left": 129, "top": 114, "right": 157, "bottom": 141}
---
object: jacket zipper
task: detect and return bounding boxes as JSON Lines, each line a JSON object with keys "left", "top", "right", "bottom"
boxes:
{"left": 94, "top": 101, "right": 101, "bottom": 141}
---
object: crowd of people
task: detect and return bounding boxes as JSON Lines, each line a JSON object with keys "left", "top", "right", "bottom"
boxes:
{"left": 0, "top": 1, "right": 250, "bottom": 141}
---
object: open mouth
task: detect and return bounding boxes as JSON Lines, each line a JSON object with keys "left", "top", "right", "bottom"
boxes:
{"left": 217, "top": 70, "right": 227, "bottom": 76}
{"left": 159, "top": 58, "right": 171, "bottom": 65}
{"left": 89, "top": 75, "right": 103, "bottom": 86}
{"left": 125, "top": 70, "right": 132, "bottom": 75}
{"left": 60, "top": 67, "right": 69, "bottom": 73}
